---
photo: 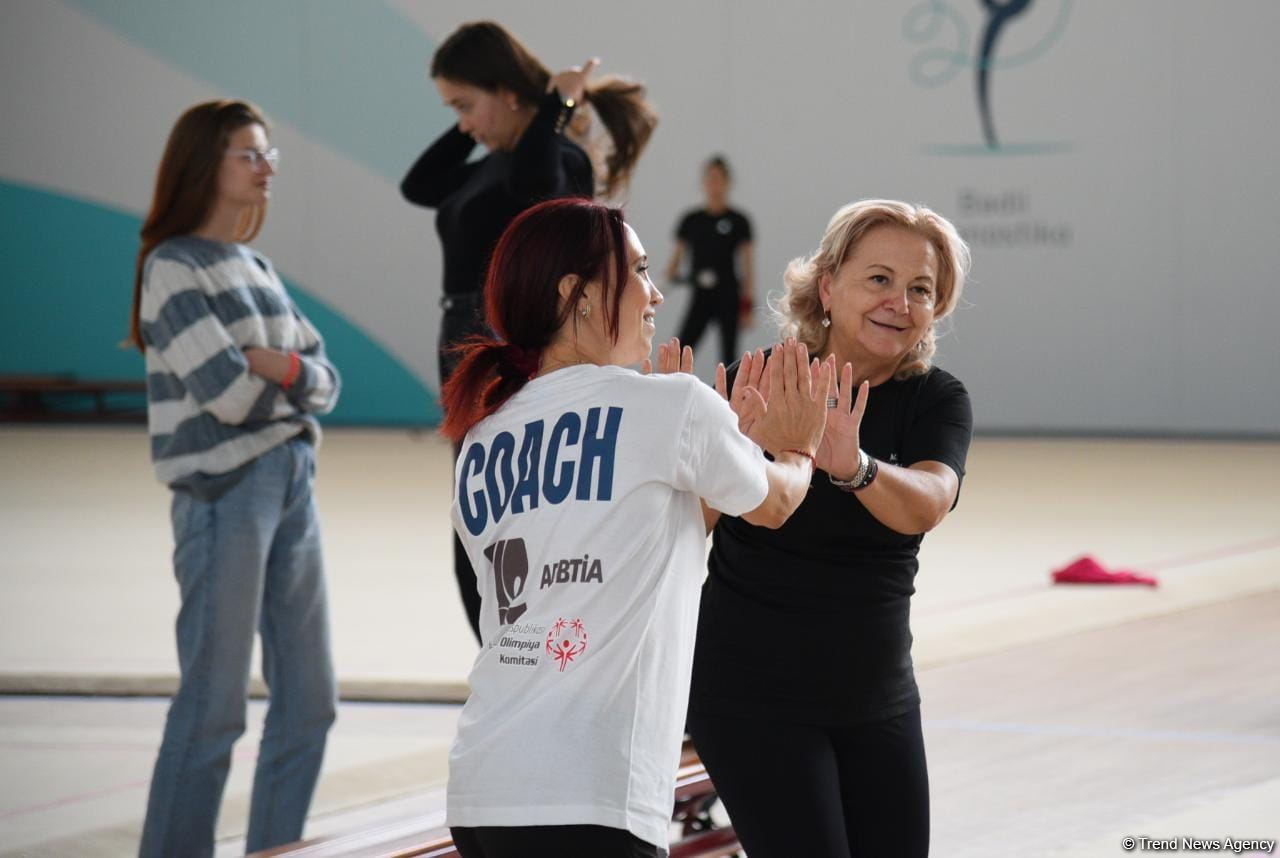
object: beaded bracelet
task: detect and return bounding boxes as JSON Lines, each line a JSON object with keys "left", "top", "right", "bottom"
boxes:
{"left": 829, "top": 449, "right": 879, "bottom": 492}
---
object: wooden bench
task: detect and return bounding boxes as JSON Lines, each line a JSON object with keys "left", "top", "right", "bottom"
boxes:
{"left": 0, "top": 374, "right": 147, "bottom": 422}
{"left": 253, "top": 740, "right": 740, "bottom": 858}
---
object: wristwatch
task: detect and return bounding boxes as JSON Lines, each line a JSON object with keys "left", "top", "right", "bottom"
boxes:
{"left": 828, "top": 449, "right": 879, "bottom": 492}
{"left": 553, "top": 89, "right": 577, "bottom": 133}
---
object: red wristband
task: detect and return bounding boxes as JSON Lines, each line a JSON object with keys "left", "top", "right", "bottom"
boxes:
{"left": 779, "top": 448, "right": 815, "bottom": 466}
{"left": 739, "top": 295, "right": 753, "bottom": 315}
{"left": 281, "top": 351, "right": 302, "bottom": 390}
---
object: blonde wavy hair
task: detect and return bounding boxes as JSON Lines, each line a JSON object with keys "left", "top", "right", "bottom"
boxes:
{"left": 775, "top": 199, "right": 970, "bottom": 379}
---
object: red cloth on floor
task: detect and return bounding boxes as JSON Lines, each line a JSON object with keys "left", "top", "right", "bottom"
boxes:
{"left": 1051, "top": 555, "right": 1158, "bottom": 587}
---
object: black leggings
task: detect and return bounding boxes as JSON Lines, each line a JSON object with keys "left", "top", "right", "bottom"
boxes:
{"left": 688, "top": 706, "right": 929, "bottom": 858}
{"left": 451, "top": 824, "right": 664, "bottom": 858}
{"left": 677, "top": 284, "right": 740, "bottom": 366}
{"left": 440, "top": 304, "right": 487, "bottom": 643}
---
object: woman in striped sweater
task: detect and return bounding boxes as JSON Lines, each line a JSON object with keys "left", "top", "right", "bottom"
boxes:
{"left": 127, "top": 99, "right": 341, "bottom": 858}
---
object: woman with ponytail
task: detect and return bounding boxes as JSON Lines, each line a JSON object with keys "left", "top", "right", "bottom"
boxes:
{"left": 401, "top": 20, "right": 658, "bottom": 641}
{"left": 130, "top": 100, "right": 340, "bottom": 858}
{"left": 440, "top": 197, "right": 829, "bottom": 858}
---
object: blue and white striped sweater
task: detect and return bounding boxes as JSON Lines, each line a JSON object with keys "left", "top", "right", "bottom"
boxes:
{"left": 140, "top": 235, "right": 340, "bottom": 485}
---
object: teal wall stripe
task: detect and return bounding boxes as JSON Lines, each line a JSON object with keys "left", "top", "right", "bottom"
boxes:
{"left": 0, "top": 179, "right": 439, "bottom": 425}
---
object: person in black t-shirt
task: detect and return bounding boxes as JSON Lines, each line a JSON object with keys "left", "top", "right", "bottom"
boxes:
{"left": 664, "top": 155, "right": 755, "bottom": 365}
{"left": 400, "top": 21, "right": 657, "bottom": 641}
{"left": 689, "top": 199, "right": 974, "bottom": 858}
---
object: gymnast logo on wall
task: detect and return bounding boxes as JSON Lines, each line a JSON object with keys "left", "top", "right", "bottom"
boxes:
{"left": 902, "top": 0, "right": 1073, "bottom": 155}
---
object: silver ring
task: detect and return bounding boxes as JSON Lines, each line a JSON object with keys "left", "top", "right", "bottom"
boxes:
{"left": 826, "top": 397, "right": 838, "bottom": 409}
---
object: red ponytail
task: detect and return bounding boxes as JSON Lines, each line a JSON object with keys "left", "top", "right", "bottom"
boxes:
{"left": 439, "top": 198, "right": 628, "bottom": 442}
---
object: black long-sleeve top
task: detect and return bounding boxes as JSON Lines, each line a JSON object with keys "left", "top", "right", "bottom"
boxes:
{"left": 401, "top": 92, "right": 594, "bottom": 299}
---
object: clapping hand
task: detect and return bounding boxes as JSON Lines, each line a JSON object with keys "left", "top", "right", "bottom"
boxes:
{"left": 816, "top": 361, "right": 870, "bottom": 480}
{"left": 642, "top": 337, "right": 693, "bottom": 375}
{"left": 750, "top": 339, "right": 832, "bottom": 458}
{"left": 714, "top": 348, "right": 768, "bottom": 437}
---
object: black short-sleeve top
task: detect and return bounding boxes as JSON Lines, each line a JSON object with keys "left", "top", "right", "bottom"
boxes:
{"left": 675, "top": 208, "right": 753, "bottom": 291}
{"left": 688, "top": 364, "right": 973, "bottom": 725}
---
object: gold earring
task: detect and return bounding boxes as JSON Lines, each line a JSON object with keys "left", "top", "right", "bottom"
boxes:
{"left": 580, "top": 303, "right": 591, "bottom": 319}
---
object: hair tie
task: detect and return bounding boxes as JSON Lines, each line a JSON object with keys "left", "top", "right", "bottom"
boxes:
{"left": 497, "top": 344, "right": 541, "bottom": 380}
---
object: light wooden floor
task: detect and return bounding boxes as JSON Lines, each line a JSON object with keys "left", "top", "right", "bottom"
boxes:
{"left": 0, "top": 427, "right": 1277, "bottom": 855}
{"left": 923, "top": 591, "right": 1280, "bottom": 857}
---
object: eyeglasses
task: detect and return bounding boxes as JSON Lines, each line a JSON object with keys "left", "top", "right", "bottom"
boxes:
{"left": 226, "top": 147, "right": 280, "bottom": 171}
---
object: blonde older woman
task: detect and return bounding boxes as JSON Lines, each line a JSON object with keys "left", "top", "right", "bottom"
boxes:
{"left": 689, "top": 200, "right": 973, "bottom": 858}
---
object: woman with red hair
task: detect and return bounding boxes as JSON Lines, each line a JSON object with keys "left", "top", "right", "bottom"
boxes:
{"left": 440, "top": 197, "right": 829, "bottom": 857}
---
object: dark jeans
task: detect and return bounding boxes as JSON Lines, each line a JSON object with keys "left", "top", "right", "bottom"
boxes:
{"left": 440, "top": 299, "right": 488, "bottom": 643}
{"left": 688, "top": 706, "right": 929, "bottom": 858}
{"left": 451, "top": 824, "right": 665, "bottom": 858}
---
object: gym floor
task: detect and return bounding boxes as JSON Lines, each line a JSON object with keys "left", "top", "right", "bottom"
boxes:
{"left": 2, "top": 427, "right": 1276, "bottom": 856}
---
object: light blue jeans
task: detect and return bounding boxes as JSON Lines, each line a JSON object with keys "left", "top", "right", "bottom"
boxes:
{"left": 139, "top": 437, "right": 336, "bottom": 858}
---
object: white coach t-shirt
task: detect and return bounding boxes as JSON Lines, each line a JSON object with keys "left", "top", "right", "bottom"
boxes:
{"left": 446, "top": 364, "right": 769, "bottom": 848}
